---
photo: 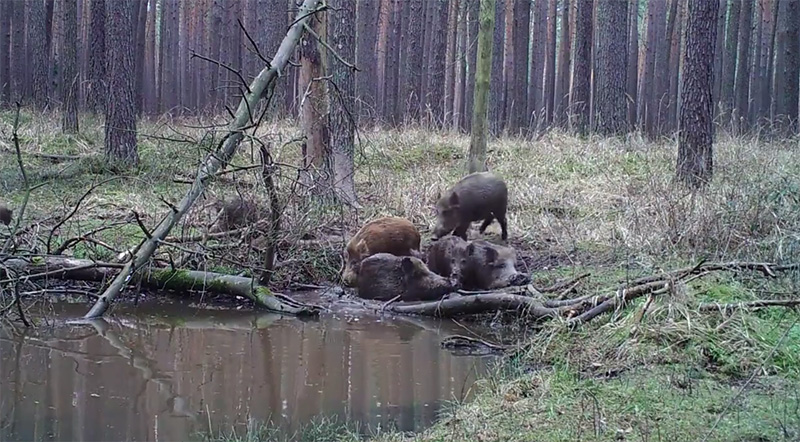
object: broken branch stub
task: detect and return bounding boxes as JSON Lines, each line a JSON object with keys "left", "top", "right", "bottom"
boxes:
{"left": 83, "top": 0, "right": 324, "bottom": 319}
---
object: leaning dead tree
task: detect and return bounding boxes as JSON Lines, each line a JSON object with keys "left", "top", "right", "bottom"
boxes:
{"left": 83, "top": 0, "right": 324, "bottom": 319}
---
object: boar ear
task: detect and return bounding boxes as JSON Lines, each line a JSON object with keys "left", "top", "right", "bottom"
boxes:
{"left": 485, "top": 247, "right": 498, "bottom": 263}
{"left": 400, "top": 257, "right": 416, "bottom": 275}
{"left": 449, "top": 192, "right": 460, "bottom": 206}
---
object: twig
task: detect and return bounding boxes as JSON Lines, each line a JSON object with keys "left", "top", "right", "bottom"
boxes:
{"left": 303, "top": 22, "right": 359, "bottom": 72}
{"left": 1, "top": 103, "right": 34, "bottom": 255}
{"left": 540, "top": 273, "right": 591, "bottom": 293}
{"left": 699, "top": 299, "right": 800, "bottom": 312}
{"left": 47, "top": 177, "right": 121, "bottom": 254}
{"left": 190, "top": 51, "right": 252, "bottom": 95}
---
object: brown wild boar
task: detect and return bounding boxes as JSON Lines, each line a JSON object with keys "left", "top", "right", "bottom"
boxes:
{"left": 427, "top": 235, "right": 529, "bottom": 290}
{"left": 433, "top": 172, "right": 509, "bottom": 241}
{"left": 356, "top": 253, "right": 459, "bottom": 302}
{"left": 0, "top": 204, "right": 11, "bottom": 226}
{"left": 342, "top": 216, "right": 422, "bottom": 287}
{"left": 210, "top": 197, "right": 262, "bottom": 233}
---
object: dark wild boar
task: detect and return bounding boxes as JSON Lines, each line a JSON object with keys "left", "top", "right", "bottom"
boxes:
{"left": 0, "top": 204, "right": 11, "bottom": 226}
{"left": 427, "top": 235, "right": 529, "bottom": 290}
{"left": 356, "top": 253, "right": 458, "bottom": 302}
{"left": 433, "top": 172, "right": 509, "bottom": 241}
{"left": 210, "top": 197, "right": 262, "bottom": 233}
{"left": 342, "top": 216, "right": 422, "bottom": 287}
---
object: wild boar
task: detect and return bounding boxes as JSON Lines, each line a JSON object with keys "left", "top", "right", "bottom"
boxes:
{"left": 210, "top": 197, "right": 262, "bottom": 233}
{"left": 342, "top": 216, "right": 422, "bottom": 287}
{"left": 356, "top": 253, "right": 458, "bottom": 302}
{"left": 433, "top": 172, "right": 509, "bottom": 241}
{"left": 427, "top": 235, "right": 529, "bottom": 290}
{"left": 0, "top": 204, "right": 11, "bottom": 226}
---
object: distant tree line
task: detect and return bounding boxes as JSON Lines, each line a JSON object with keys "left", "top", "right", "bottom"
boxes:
{"left": 0, "top": 0, "right": 798, "bottom": 137}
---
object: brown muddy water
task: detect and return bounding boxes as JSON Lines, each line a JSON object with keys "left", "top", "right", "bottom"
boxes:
{"left": 0, "top": 295, "right": 496, "bottom": 441}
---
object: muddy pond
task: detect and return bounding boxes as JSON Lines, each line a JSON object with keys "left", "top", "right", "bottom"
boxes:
{"left": 0, "top": 293, "right": 496, "bottom": 441}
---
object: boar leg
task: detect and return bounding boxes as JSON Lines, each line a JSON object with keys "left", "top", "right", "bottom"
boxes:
{"left": 453, "top": 223, "right": 470, "bottom": 240}
{"left": 479, "top": 215, "right": 495, "bottom": 234}
{"left": 496, "top": 213, "right": 508, "bottom": 240}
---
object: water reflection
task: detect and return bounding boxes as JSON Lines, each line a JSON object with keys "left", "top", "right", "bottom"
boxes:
{"left": 0, "top": 299, "right": 493, "bottom": 441}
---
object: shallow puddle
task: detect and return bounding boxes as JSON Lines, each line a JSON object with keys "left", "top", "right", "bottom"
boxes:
{"left": 0, "top": 296, "right": 495, "bottom": 441}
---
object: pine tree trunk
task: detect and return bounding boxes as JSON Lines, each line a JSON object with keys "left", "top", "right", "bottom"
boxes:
{"left": 721, "top": 0, "right": 741, "bottom": 124}
{"left": 733, "top": 0, "right": 754, "bottom": 132}
{"left": 593, "top": 0, "right": 628, "bottom": 135}
{"left": 28, "top": 0, "right": 50, "bottom": 108}
{"left": 508, "top": 0, "right": 529, "bottom": 133}
{"left": 555, "top": 0, "right": 571, "bottom": 127}
{"left": 678, "top": 0, "right": 718, "bottom": 189}
{"left": 205, "top": 0, "right": 222, "bottom": 111}
{"left": 387, "top": 0, "right": 402, "bottom": 125}
{"left": 780, "top": 0, "right": 799, "bottom": 134}
{"left": 453, "top": 0, "right": 467, "bottom": 131}
{"left": 712, "top": 0, "right": 726, "bottom": 118}
{"left": 427, "top": 0, "right": 449, "bottom": 126}
{"left": 133, "top": 0, "right": 146, "bottom": 116}
{"left": 529, "top": 0, "right": 547, "bottom": 128}
{"left": 402, "top": 0, "right": 424, "bottom": 122}
{"left": 356, "top": 0, "right": 379, "bottom": 123}
{"left": 667, "top": 0, "right": 684, "bottom": 133}
{"left": 572, "top": 0, "right": 592, "bottom": 134}
{"left": 143, "top": 0, "right": 156, "bottom": 114}
{"left": 502, "top": 2, "right": 513, "bottom": 131}
{"left": 758, "top": 0, "right": 776, "bottom": 122}
{"left": 62, "top": 0, "right": 79, "bottom": 133}
{"left": 329, "top": 0, "right": 357, "bottom": 205}
{"left": 105, "top": 0, "right": 138, "bottom": 169}
{"left": 652, "top": 0, "right": 668, "bottom": 134}
{"left": 543, "top": 0, "right": 557, "bottom": 124}
{"left": 265, "top": 0, "right": 287, "bottom": 114}
{"left": 298, "top": 12, "right": 331, "bottom": 193}
{"left": 376, "top": 0, "right": 391, "bottom": 122}
{"left": 10, "top": 0, "right": 25, "bottom": 103}
{"left": 468, "top": 0, "right": 495, "bottom": 173}
{"left": 638, "top": 0, "right": 655, "bottom": 133}
{"left": 0, "top": 0, "right": 11, "bottom": 105}
{"left": 464, "top": 0, "right": 479, "bottom": 131}
{"left": 444, "top": 0, "right": 459, "bottom": 125}
{"left": 748, "top": 1, "right": 762, "bottom": 127}
{"left": 626, "top": 0, "right": 638, "bottom": 128}
{"left": 489, "top": 0, "right": 505, "bottom": 134}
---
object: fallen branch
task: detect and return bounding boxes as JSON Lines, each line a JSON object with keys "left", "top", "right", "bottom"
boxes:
{"left": 83, "top": 0, "right": 323, "bottom": 319}
{"left": 384, "top": 293, "right": 574, "bottom": 319}
{"left": 698, "top": 299, "right": 800, "bottom": 312}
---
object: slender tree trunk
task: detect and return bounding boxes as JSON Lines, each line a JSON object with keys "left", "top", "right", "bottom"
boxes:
{"left": 721, "top": 0, "right": 741, "bottom": 125}
{"left": 356, "top": 0, "right": 379, "bottom": 124}
{"left": 667, "top": 0, "right": 684, "bottom": 133}
{"left": 386, "top": 0, "right": 402, "bottom": 125}
{"left": 572, "top": 0, "right": 592, "bottom": 135}
{"left": 453, "top": 0, "right": 467, "bottom": 131}
{"left": 652, "top": 0, "right": 668, "bottom": 134}
{"left": 748, "top": 1, "right": 762, "bottom": 128}
{"left": 428, "top": 0, "right": 449, "bottom": 126}
{"left": 105, "top": 0, "right": 138, "bottom": 169}
{"left": 733, "top": 0, "right": 753, "bottom": 132}
{"left": 593, "top": 0, "right": 628, "bottom": 135}
{"left": 265, "top": 0, "right": 287, "bottom": 115}
{"left": 133, "top": 0, "right": 146, "bottom": 116}
{"left": 626, "top": 0, "right": 638, "bottom": 128}
{"left": 555, "top": 0, "right": 571, "bottom": 126}
{"left": 464, "top": 0, "right": 479, "bottom": 131}
{"left": 468, "top": 0, "right": 495, "bottom": 173}
{"left": 0, "top": 0, "right": 11, "bottom": 105}
{"left": 712, "top": 0, "right": 726, "bottom": 118}
{"left": 543, "top": 0, "right": 557, "bottom": 124}
{"left": 780, "top": 0, "right": 799, "bottom": 134}
{"left": 62, "top": 0, "right": 79, "bottom": 133}
{"left": 508, "top": 0, "right": 529, "bottom": 133}
{"left": 402, "top": 0, "right": 424, "bottom": 122}
{"left": 758, "top": 0, "right": 776, "bottom": 122}
{"left": 205, "top": 0, "right": 222, "bottom": 111}
{"left": 376, "top": 0, "right": 391, "bottom": 122}
{"left": 329, "top": 0, "right": 357, "bottom": 205}
{"left": 638, "top": 0, "right": 655, "bottom": 133}
{"left": 502, "top": 2, "right": 513, "bottom": 131}
{"left": 444, "top": 0, "right": 459, "bottom": 125}
{"left": 678, "top": 0, "right": 718, "bottom": 189}
{"left": 298, "top": 12, "right": 331, "bottom": 192}
{"left": 489, "top": 0, "right": 505, "bottom": 134}
{"left": 28, "top": 0, "right": 49, "bottom": 108}
{"left": 143, "top": 0, "right": 156, "bottom": 114}
{"left": 529, "top": 0, "right": 547, "bottom": 128}
{"left": 10, "top": 0, "right": 25, "bottom": 103}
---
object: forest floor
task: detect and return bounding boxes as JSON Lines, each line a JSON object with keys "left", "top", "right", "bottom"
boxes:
{"left": 2, "top": 110, "right": 800, "bottom": 441}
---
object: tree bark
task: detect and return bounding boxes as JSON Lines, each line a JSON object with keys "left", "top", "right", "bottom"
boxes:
{"left": 104, "top": 0, "right": 138, "bottom": 169}
{"left": 780, "top": 0, "right": 799, "bottom": 134}
{"left": 464, "top": 0, "right": 479, "bottom": 131}
{"left": 508, "top": 0, "right": 529, "bottom": 133}
{"left": 265, "top": 0, "right": 288, "bottom": 115}
{"left": 427, "top": 0, "right": 449, "bottom": 126}
{"left": 376, "top": 0, "right": 391, "bottom": 122}
{"left": 329, "top": 0, "right": 358, "bottom": 205}
{"left": 444, "top": 0, "right": 459, "bottom": 126}
{"left": 62, "top": 0, "right": 79, "bottom": 133}
{"left": 132, "top": 0, "right": 146, "bottom": 115}
{"left": 402, "top": 0, "right": 424, "bottom": 122}
{"left": 488, "top": 0, "right": 505, "bottom": 135}
{"left": 543, "top": 0, "right": 557, "bottom": 124}
{"left": 667, "top": 0, "right": 684, "bottom": 133}
{"left": 625, "top": 0, "right": 638, "bottom": 128}
{"left": 28, "top": 0, "right": 49, "bottom": 108}
{"left": 677, "top": 0, "right": 718, "bottom": 189}
{"left": 453, "top": 0, "right": 467, "bottom": 131}
{"left": 205, "top": 0, "right": 222, "bottom": 111}
{"left": 468, "top": 0, "right": 494, "bottom": 173}
{"left": 143, "top": 0, "right": 156, "bottom": 114}
{"left": 10, "top": 0, "right": 25, "bottom": 103}
{"left": 593, "top": 0, "right": 628, "bottom": 135}
{"left": 733, "top": 0, "right": 754, "bottom": 132}
{"left": 758, "top": 0, "right": 776, "bottom": 122}
{"left": 0, "top": 0, "right": 10, "bottom": 105}
{"left": 555, "top": 0, "right": 571, "bottom": 126}
{"left": 572, "top": 0, "right": 592, "bottom": 135}
{"left": 299, "top": 11, "right": 331, "bottom": 194}
{"left": 712, "top": 0, "right": 726, "bottom": 118}
{"left": 529, "top": 0, "right": 547, "bottom": 128}
{"left": 721, "top": 0, "right": 741, "bottom": 124}
{"left": 84, "top": 0, "right": 324, "bottom": 319}
{"left": 356, "top": 0, "right": 379, "bottom": 123}
{"left": 652, "top": 0, "right": 668, "bottom": 134}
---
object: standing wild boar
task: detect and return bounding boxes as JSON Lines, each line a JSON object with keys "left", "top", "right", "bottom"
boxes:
{"left": 433, "top": 172, "right": 509, "bottom": 241}
{"left": 356, "top": 253, "right": 459, "bottom": 302}
{"left": 210, "top": 197, "right": 262, "bottom": 233}
{"left": 427, "top": 235, "right": 529, "bottom": 290}
{"left": 0, "top": 204, "right": 11, "bottom": 226}
{"left": 342, "top": 216, "right": 422, "bottom": 287}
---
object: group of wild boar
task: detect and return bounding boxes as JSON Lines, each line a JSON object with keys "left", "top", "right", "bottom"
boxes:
{"left": 343, "top": 171, "right": 530, "bottom": 302}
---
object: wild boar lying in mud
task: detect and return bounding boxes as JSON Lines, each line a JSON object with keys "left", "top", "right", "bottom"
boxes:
{"left": 0, "top": 204, "right": 11, "bottom": 226}
{"left": 433, "top": 172, "right": 509, "bottom": 241}
{"left": 427, "top": 235, "right": 530, "bottom": 290}
{"left": 210, "top": 197, "right": 262, "bottom": 233}
{"left": 342, "top": 216, "right": 422, "bottom": 287}
{"left": 356, "top": 253, "right": 459, "bottom": 302}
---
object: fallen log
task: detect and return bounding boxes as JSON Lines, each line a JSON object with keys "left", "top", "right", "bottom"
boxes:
{"left": 0, "top": 255, "right": 319, "bottom": 316}
{"left": 384, "top": 293, "right": 577, "bottom": 319}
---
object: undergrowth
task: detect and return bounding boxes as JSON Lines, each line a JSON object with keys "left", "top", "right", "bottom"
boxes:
{"left": 2, "top": 109, "right": 800, "bottom": 441}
